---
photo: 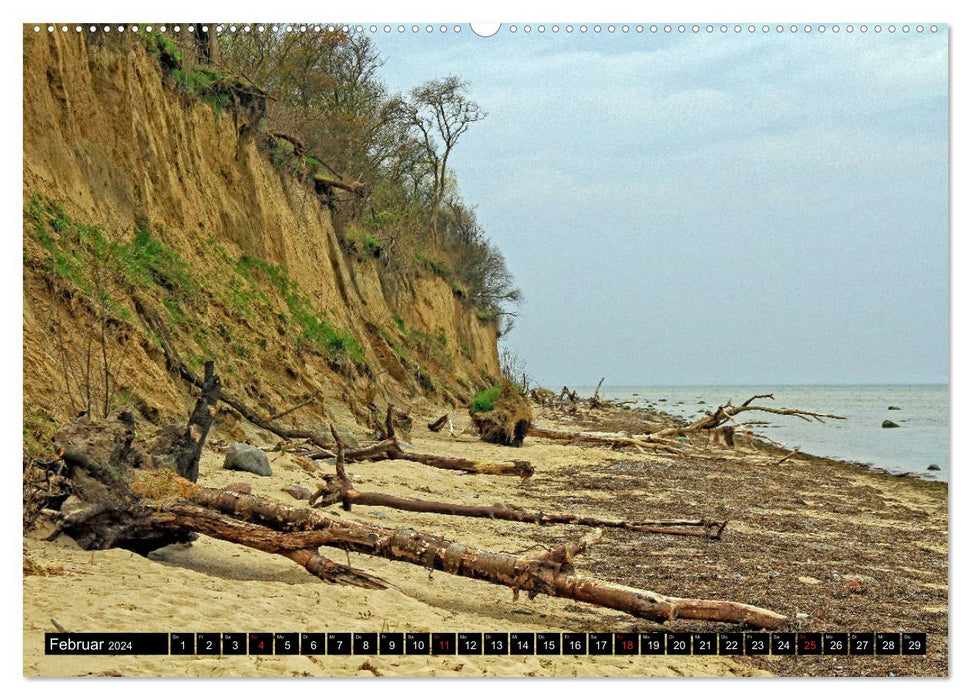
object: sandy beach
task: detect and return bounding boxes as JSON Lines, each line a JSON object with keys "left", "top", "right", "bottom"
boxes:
{"left": 22, "top": 400, "right": 948, "bottom": 678}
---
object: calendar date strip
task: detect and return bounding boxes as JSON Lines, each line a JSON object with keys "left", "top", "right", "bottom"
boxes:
{"left": 45, "top": 631, "right": 927, "bottom": 656}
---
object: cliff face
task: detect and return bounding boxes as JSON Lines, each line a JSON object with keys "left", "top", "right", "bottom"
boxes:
{"left": 22, "top": 30, "right": 500, "bottom": 444}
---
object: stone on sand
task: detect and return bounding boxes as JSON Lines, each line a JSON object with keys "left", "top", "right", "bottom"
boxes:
{"left": 223, "top": 443, "right": 272, "bottom": 476}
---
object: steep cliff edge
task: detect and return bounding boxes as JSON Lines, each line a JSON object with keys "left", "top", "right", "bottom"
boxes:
{"left": 22, "top": 30, "right": 500, "bottom": 449}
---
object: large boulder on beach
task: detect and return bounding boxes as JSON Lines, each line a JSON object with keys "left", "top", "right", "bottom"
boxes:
{"left": 881, "top": 420, "right": 900, "bottom": 429}
{"left": 223, "top": 443, "right": 272, "bottom": 476}
{"left": 469, "top": 380, "right": 533, "bottom": 447}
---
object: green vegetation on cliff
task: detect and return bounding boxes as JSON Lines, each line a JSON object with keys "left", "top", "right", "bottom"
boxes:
{"left": 27, "top": 195, "right": 364, "bottom": 375}
{"left": 142, "top": 26, "right": 520, "bottom": 334}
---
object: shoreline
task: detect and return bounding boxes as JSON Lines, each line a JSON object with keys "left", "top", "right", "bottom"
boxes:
{"left": 582, "top": 384, "right": 949, "bottom": 483}
{"left": 23, "top": 399, "right": 948, "bottom": 677}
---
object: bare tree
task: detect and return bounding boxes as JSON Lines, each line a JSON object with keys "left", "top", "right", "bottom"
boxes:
{"left": 403, "top": 77, "right": 486, "bottom": 243}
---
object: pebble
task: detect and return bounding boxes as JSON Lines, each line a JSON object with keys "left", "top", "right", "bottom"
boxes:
{"left": 768, "top": 571, "right": 781, "bottom": 579}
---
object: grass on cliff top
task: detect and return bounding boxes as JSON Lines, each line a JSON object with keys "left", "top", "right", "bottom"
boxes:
{"left": 139, "top": 31, "right": 232, "bottom": 116}
{"left": 343, "top": 226, "right": 382, "bottom": 259}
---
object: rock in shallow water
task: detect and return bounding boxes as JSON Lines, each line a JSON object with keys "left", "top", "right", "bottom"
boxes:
{"left": 223, "top": 443, "right": 272, "bottom": 476}
{"left": 927, "top": 464, "right": 941, "bottom": 471}
{"left": 882, "top": 420, "right": 901, "bottom": 429}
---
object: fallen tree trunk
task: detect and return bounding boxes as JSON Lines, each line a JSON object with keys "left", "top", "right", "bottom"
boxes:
{"left": 393, "top": 449, "right": 533, "bottom": 477}
{"left": 190, "top": 488, "right": 784, "bottom": 628}
{"left": 309, "top": 430, "right": 718, "bottom": 538}
{"left": 153, "top": 504, "right": 387, "bottom": 589}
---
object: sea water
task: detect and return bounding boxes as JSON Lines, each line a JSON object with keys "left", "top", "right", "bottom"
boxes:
{"left": 576, "top": 385, "right": 949, "bottom": 481}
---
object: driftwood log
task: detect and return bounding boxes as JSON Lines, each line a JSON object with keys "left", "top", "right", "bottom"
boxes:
{"left": 190, "top": 488, "right": 783, "bottom": 627}
{"left": 530, "top": 426, "right": 686, "bottom": 455}
{"left": 427, "top": 414, "right": 449, "bottom": 432}
{"left": 307, "top": 438, "right": 533, "bottom": 478}
{"left": 310, "top": 430, "right": 726, "bottom": 540}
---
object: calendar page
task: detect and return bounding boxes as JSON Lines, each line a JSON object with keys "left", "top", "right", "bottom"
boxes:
{"left": 21, "top": 20, "right": 948, "bottom": 679}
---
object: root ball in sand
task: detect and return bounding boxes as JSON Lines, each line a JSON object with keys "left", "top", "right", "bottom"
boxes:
{"left": 469, "top": 380, "right": 533, "bottom": 447}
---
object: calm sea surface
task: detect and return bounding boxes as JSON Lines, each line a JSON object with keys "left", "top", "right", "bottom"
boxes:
{"left": 575, "top": 385, "right": 949, "bottom": 481}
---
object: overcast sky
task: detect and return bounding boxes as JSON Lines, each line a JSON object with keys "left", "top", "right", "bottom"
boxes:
{"left": 372, "top": 26, "right": 948, "bottom": 386}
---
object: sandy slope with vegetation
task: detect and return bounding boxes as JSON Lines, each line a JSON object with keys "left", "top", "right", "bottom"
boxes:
{"left": 23, "top": 401, "right": 947, "bottom": 678}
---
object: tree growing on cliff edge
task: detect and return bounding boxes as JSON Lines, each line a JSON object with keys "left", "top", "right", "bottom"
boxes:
{"left": 219, "top": 29, "right": 394, "bottom": 181}
{"left": 213, "top": 28, "right": 517, "bottom": 327}
{"left": 401, "top": 77, "right": 486, "bottom": 245}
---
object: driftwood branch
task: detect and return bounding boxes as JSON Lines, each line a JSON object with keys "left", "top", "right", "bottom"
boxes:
{"left": 590, "top": 377, "right": 606, "bottom": 407}
{"left": 137, "top": 300, "right": 335, "bottom": 449}
{"left": 309, "top": 487, "right": 727, "bottom": 539}
{"left": 646, "top": 394, "right": 845, "bottom": 443}
{"left": 308, "top": 427, "right": 720, "bottom": 539}
{"left": 427, "top": 414, "right": 449, "bottom": 432}
{"left": 269, "top": 395, "right": 317, "bottom": 421}
{"left": 308, "top": 437, "right": 535, "bottom": 478}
